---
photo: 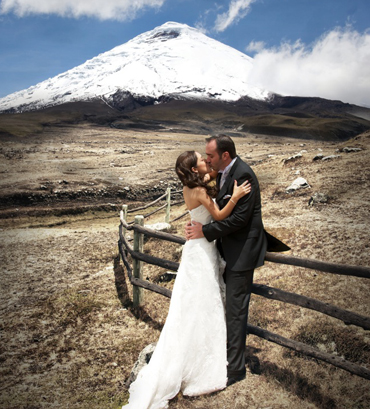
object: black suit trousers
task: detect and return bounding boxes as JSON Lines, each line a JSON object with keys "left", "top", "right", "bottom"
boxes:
{"left": 224, "top": 267, "right": 254, "bottom": 377}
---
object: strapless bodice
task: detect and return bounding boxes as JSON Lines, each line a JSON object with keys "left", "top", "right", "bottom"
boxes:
{"left": 189, "top": 204, "right": 213, "bottom": 225}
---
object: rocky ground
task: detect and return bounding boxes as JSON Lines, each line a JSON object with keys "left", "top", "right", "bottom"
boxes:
{"left": 0, "top": 125, "right": 369, "bottom": 408}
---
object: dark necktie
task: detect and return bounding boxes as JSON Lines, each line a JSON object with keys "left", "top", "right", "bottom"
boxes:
{"left": 216, "top": 172, "right": 222, "bottom": 188}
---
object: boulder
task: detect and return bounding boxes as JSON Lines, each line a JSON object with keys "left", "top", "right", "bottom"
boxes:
{"left": 126, "top": 342, "right": 157, "bottom": 386}
{"left": 341, "top": 147, "right": 362, "bottom": 153}
{"left": 322, "top": 154, "right": 341, "bottom": 161}
{"left": 313, "top": 153, "right": 324, "bottom": 161}
{"left": 159, "top": 272, "right": 177, "bottom": 282}
{"left": 308, "top": 192, "right": 329, "bottom": 206}
{"left": 286, "top": 177, "right": 310, "bottom": 193}
{"left": 283, "top": 153, "right": 302, "bottom": 164}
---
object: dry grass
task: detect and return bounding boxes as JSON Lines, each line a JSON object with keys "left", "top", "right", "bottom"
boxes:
{"left": 0, "top": 128, "right": 369, "bottom": 408}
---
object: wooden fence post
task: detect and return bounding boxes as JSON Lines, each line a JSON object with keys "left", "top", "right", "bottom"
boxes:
{"left": 122, "top": 205, "right": 128, "bottom": 236}
{"left": 133, "top": 215, "right": 144, "bottom": 307}
{"left": 165, "top": 187, "right": 171, "bottom": 224}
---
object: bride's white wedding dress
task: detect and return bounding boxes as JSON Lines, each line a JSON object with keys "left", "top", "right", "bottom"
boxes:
{"left": 123, "top": 204, "right": 227, "bottom": 409}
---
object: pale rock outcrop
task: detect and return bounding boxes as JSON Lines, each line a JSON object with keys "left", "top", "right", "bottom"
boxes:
{"left": 286, "top": 177, "right": 310, "bottom": 193}
{"left": 126, "top": 342, "right": 157, "bottom": 386}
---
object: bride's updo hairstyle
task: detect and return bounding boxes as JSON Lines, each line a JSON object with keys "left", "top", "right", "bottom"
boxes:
{"left": 175, "top": 151, "right": 216, "bottom": 197}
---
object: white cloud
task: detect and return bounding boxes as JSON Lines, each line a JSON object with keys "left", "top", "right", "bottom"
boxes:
{"left": 246, "top": 40, "right": 265, "bottom": 53}
{"left": 214, "top": 0, "right": 256, "bottom": 32}
{"left": 248, "top": 27, "right": 370, "bottom": 107}
{"left": 0, "top": 0, "right": 165, "bottom": 20}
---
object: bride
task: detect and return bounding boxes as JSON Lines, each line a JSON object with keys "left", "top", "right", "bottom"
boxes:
{"left": 123, "top": 151, "right": 251, "bottom": 409}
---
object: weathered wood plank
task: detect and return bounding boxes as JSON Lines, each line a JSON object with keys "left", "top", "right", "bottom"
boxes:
{"left": 253, "top": 283, "right": 370, "bottom": 330}
{"left": 126, "top": 190, "right": 183, "bottom": 213}
{"left": 247, "top": 324, "right": 370, "bottom": 380}
{"left": 120, "top": 215, "right": 185, "bottom": 244}
{"left": 265, "top": 252, "right": 370, "bottom": 279}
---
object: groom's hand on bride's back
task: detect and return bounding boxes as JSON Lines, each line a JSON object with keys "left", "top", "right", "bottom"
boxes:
{"left": 185, "top": 221, "right": 204, "bottom": 240}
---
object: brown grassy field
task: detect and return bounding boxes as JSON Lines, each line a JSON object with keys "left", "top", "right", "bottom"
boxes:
{"left": 0, "top": 125, "right": 369, "bottom": 408}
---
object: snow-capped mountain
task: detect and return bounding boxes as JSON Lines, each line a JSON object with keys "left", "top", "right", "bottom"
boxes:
{"left": 0, "top": 22, "right": 270, "bottom": 113}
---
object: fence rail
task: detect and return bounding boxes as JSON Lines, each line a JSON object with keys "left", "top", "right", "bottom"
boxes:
{"left": 117, "top": 190, "right": 370, "bottom": 380}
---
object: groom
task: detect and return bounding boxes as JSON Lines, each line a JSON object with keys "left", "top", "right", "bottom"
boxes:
{"left": 185, "top": 134, "right": 267, "bottom": 386}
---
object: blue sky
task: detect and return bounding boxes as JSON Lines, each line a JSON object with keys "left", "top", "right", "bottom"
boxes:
{"left": 0, "top": 0, "right": 369, "bottom": 106}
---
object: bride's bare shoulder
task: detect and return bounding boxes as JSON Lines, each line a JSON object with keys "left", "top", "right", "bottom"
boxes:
{"left": 183, "top": 186, "right": 205, "bottom": 209}
{"left": 184, "top": 186, "right": 206, "bottom": 197}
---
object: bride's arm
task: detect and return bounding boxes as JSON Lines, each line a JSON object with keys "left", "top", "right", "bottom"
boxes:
{"left": 197, "top": 180, "right": 251, "bottom": 221}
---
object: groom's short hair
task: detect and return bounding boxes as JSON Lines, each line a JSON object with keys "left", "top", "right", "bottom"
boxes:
{"left": 206, "top": 134, "right": 237, "bottom": 159}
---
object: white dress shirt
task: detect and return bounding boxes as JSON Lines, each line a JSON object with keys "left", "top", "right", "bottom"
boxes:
{"left": 219, "top": 157, "right": 237, "bottom": 189}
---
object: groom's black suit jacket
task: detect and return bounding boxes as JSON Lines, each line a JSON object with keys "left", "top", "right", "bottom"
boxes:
{"left": 202, "top": 156, "right": 267, "bottom": 272}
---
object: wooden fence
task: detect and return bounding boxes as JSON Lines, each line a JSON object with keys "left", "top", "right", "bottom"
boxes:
{"left": 117, "top": 189, "right": 370, "bottom": 381}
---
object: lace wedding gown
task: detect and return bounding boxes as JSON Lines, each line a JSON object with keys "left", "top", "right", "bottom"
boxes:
{"left": 123, "top": 204, "right": 227, "bottom": 409}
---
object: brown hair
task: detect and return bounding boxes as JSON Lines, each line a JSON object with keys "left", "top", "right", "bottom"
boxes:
{"left": 175, "top": 151, "right": 217, "bottom": 197}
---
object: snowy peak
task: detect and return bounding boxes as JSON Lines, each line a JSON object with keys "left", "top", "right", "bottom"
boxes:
{"left": 0, "top": 22, "right": 270, "bottom": 112}
{"left": 136, "top": 21, "right": 191, "bottom": 42}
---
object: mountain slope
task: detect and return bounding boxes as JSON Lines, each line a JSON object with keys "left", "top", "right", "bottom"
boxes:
{"left": 0, "top": 22, "right": 270, "bottom": 113}
{"left": 109, "top": 95, "right": 370, "bottom": 140}
{"left": 1, "top": 21, "right": 369, "bottom": 140}
{"left": 1, "top": 94, "right": 369, "bottom": 141}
